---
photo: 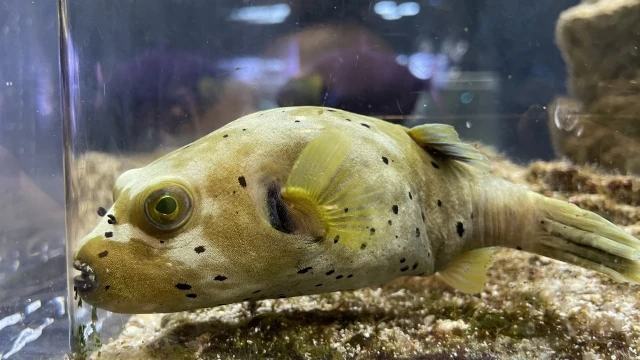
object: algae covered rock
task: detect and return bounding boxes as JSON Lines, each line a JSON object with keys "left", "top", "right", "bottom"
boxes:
{"left": 555, "top": 0, "right": 640, "bottom": 107}
{"left": 547, "top": 95, "right": 640, "bottom": 175}
{"left": 550, "top": 0, "right": 640, "bottom": 175}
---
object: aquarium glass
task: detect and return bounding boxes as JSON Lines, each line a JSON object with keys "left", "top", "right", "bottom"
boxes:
{"left": 3, "top": 0, "right": 640, "bottom": 358}
{"left": 0, "top": 1, "right": 69, "bottom": 359}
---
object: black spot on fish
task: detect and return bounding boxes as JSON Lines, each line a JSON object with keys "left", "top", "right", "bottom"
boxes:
{"left": 360, "top": 243, "right": 367, "bottom": 250}
{"left": 360, "top": 123, "right": 370, "bottom": 128}
{"left": 428, "top": 252, "right": 431, "bottom": 258}
{"left": 326, "top": 270, "right": 335, "bottom": 276}
{"left": 242, "top": 128, "right": 247, "bottom": 131}
{"left": 194, "top": 246, "right": 205, "bottom": 254}
{"left": 416, "top": 228, "right": 420, "bottom": 237}
{"left": 223, "top": 134, "right": 228, "bottom": 138}
{"left": 471, "top": 212, "right": 474, "bottom": 220}
{"left": 412, "top": 262, "right": 419, "bottom": 270}
{"left": 278, "top": 295, "right": 286, "bottom": 299}
{"left": 336, "top": 275, "right": 344, "bottom": 279}
{"left": 370, "top": 228, "right": 376, "bottom": 235}
{"left": 294, "top": 120, "right": 300, "bottom": 122}
{"left": 400, "top": 258, "right": 406, "bottom": 263}
{"left": 186, "top": 294, "right": 197, "bottom": 298}
{"left": 392, "top": 205, "right": 398, "bottom": 214}
{"left": 238, "top": 176, "right": 247, "bottom": 187}
{"left": 243, "top": 297, "right": 252, "bottom": 301}
{"left": 159, "top": 240, "right": 165, "bottom": 244}
{"left": 97, "top": 207, "right": 106, "bottom": 217}
{"left": 344, "top": 208, "right": 349, "bottom": 213}
{"left": 327, "top": 109, "right": 336, "bottom": 112}
{"left": 516, "top": 246, "right": 522, "bottom": 250}
{"left": 316, "top": 283, "right": 323, "bottom": 287}
{"left": 347, "top": 274, "right": 353, "bottom": 278}
{"left": 175, "top": 283, "right": 192, "bottom": 290}
{"left": 408, "top": 192, "right": 412, "bottom": 200}
{"left": 345, "top": 118, "right": 352, "bottom": 122}
{"left": 214, "top": 275, "right": 227, "bottom": 281}
{"left": 388, "top": 220, "right": 392, "bottom": 225}
{"left": 431, "top": 161, "right": 440, "bottom": 169}
{"left": 107, "top": 214, "right": 117, "bottom": 223}
{"left": 298, "top": 267, "right": 313, "bottom": 274}
{"left": 437, "top": 200, "right": 442, "bottom": 207}
{"left": 456, "top": 222, "right": 465, "bottom": 237}
{"left": 382, "top": 156, "right": 389, "bottom": 164}
{"left": 98, "top": 250, "right": 108, "bottom": 258}
{"left": 400, "top": 266, "right": 409, "bottom": 272}
{"left": 421, "top": 211, "right": 425, "bottom": 222}
{"left": 104, "top": 285, "right": 110, "bottom": 291}
{"left": 334, "top": 235, "right": 340, "bottom": 244}
{"left": 252, "top": 290, "right": 261, "bottom": 294}
{"left": 104, "top": 232, "right": 113, "bottom": 238}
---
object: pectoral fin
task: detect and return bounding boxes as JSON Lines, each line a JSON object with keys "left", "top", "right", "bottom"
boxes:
{"left": 281, "top": 131, "right": 384, "bottom": 250}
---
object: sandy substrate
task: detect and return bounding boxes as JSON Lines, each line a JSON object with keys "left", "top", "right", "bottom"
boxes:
{"left": 68, "top": 147, "right": 640, "bottom": 360}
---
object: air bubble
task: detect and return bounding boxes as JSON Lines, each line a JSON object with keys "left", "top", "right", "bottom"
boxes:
{"left": 460, "top": 92, "right": 473, "bottom": 104}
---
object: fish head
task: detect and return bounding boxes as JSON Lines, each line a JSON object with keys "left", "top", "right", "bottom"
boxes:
{"left": 72, "top": 131, "right": 331, "bottom": 314}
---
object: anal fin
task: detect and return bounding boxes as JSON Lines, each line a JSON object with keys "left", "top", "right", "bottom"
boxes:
{"left": 436, "top": 247, "right": 500, "bottom": 294}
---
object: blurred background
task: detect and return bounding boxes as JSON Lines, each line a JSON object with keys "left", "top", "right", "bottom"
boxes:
{"left": 1, "top": 0, "right": 597, "bottom": 358}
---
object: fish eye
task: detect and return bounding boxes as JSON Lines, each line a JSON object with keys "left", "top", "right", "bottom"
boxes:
{"left": 143, "top": 184, "right": 192, "bottom": 231}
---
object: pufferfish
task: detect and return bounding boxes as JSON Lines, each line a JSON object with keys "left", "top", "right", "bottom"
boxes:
{"left": 73, "top": 106, "right": 640, "bottom": 314}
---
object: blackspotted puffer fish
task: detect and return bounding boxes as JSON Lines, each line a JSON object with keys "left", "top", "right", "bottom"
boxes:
{"left": 73, "top": 106, "right": 640, "bottom": 314}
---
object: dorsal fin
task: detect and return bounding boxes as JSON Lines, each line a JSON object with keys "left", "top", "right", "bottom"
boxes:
{"left": 407, "top": 124, "right": 492, "bottom": 171}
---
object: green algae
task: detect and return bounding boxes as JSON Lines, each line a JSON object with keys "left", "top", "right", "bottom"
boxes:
{"left": 103, "top": 286, "right": 635, "bottom": 360}
{"left": 69, "top": 304, "right": 102, "bottom": 360}
{"left": 147, "top": 308, "right": 376, "bottom": 360}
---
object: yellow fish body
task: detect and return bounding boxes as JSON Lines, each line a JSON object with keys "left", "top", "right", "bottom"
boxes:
{"left": 73, "top": 106, "right": 640, "bottom": 314}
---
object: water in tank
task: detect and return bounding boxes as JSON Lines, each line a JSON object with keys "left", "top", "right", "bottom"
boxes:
{"left": 1, "top": 0, "right": 639, "bottom": 359}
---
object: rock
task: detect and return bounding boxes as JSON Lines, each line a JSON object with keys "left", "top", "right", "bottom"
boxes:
{"left": 555, "top": 0, "right": 640, "bottom": 107}
{"left": 550, "top": 0, "right": 640, "bottom": 175}
{"left": 547, "top": 95, "right": 640, "bottom": 175}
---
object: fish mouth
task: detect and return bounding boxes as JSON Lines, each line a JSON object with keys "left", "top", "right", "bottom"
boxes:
{"left": 73, "top": 260, "right": 96, "bottom": 293}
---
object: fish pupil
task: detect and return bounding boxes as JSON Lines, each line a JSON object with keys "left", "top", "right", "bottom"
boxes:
{"left": 155, "top": 196, "right": 178, "bottom": 215}
{"left": 266, "top": 183, "right": 294, "bottom": 234}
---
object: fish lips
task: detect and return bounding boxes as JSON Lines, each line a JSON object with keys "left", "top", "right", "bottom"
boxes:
{"left": 73, "top": 260, "right": 96, "bottom": 293}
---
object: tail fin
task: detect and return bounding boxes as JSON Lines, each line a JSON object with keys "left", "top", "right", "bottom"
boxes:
{"left": 531, "top": 193, "right": 640, "bottom": 284}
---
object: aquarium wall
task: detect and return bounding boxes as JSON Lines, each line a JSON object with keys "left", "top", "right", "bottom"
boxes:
{"left": 3, "top": 0, "right": 640, "bottom": 359}
{"left": 59, "top": 0, "right": 578, "bottom": 162}
{"left": 0, "top": 1, "right": 68, "bottom": 359}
